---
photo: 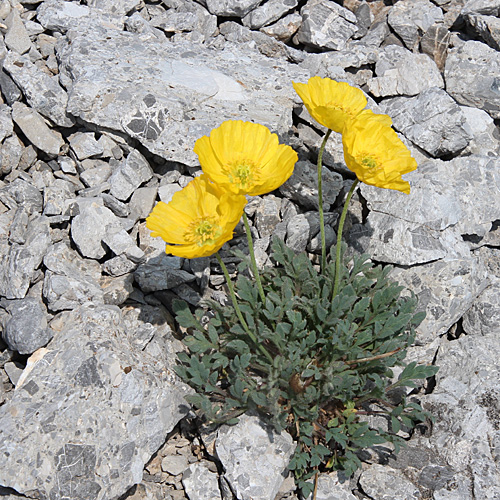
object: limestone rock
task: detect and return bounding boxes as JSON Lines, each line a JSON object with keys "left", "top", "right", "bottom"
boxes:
{"left": 205, "top": 0, "right": 262, "bottom": 18}
{"left": 182, "top": 462, "right": 221, "bottom": 500}
{"left": 12, "top": 102, "right": 64, "bottom": 156}
{"left": 425, "top": 333, "right": 500, "bottom": 499}
{"left": 109, "top": 149, "right": 153, "bottom": 201}
{"left": 242, "top": 0, "right": 298, "bottom": 30}
{"left": 419, "top": 24, "right": 451, "bottom": 72}
{"left": 43, "top": 242, "right": 104, "bottom": 311}
{"left": 380, "top": 87, "right": 472, "bottom": 157}
{"left": 445, "top": 40, "right": 500, "bottom": 119}
{"left": 216, "top": 413, "right": 296, "bottom": 500}
{"left": 391, "top": 257, "right": 489, "bottom": 342}
{"left": 56, "top": 27, "right": 308, "bottom": 166}
{"left": 36, "top": 0, "right": 124, "bottom": 33}
{"left": 279, "top": 160, "right": 343, "bottom": 211}
{"left": 359, "top": 464, "right": 421, "bottom": 500}
{"left": 4, "top": 9, "right": 32, "bottom": 54}
{"left": 70, "top": 198, "right": 122, "bottom": 259}
{"left": 297, "top": 0, "right": 358, "bottom": 51}
{"left": 0, "top": 303, "right": 190, "bottom": 499}
{"left": 368, "top": 45, "right": 443, "bottom": 97}
{"left": 462, "top": 280, "right": 500, "bottom": 336}
{"left": 466, "top": 14, "right": 500, "bottom": 51}
{"left": 260, "top": 13, "right": 302, "bottom": 43}
{"left": 2, "top": 297, "right": 52, "bottom": 355}
{"left": 387, "top": 0, "right": 444, "bottom": 51}
{"left": 4, "top": 52, "right": 74, "bottom": 127}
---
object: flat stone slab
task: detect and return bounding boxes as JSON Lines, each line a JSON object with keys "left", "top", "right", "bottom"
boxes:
{"left": 57, "top": 25, "right": 309, "bottom": 166}
{"left": 0, "top": 303, "right": 190, "bottom": 500}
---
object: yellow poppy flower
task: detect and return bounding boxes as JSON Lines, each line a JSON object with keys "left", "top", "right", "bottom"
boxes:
{"left": 146, "top": 175, "right": 247, "bottom": 258}
{"left": 342, "top": 110, "right": 417, "bottom": 194}
{"left": 193, "top": 120, "right": 298, "bottom": 196}
{"left": 293, "top": 76, "right": 367, "bottom": 134}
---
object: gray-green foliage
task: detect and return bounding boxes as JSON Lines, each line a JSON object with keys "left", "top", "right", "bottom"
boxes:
{"left": 174, "top": 238, "right": 438, "bottom": 497}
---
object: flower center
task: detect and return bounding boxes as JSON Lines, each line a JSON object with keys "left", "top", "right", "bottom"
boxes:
{"left": 357, "top": 152, "right": 381, "bottom": 172}
{"left": 186, "top": 216, "right": 222, "bottom": 247}
{"left": 225, "top": 160, "right": 258, "bottom": 190}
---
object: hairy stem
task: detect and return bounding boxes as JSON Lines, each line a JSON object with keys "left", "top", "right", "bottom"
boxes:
{"left": 216, "top": 252, "right": 273, "bottom": 364}
{"left": 243, "top": 212, "right": 266, "bottom": 303}
{"left": 332, "top": 179, "right": 360, "bottom": 298}
{"left": 317, "top": 129, "right": 332, "bottom": 272}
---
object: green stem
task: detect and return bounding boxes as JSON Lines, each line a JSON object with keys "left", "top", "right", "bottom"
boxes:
{"left": 332, "top": 178, "right": 359, "bottom": 298}
{"left": 242, "top": 212, "right": 266, "bottom": 304}
{"left": 216, "top": 252, "right": 273, "bottom": 364}
{"left": 317, "top": 129, "right": 332, "bottom": 272}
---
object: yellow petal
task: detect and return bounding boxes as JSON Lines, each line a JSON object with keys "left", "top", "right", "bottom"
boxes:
{"left": 145, "top": 175, "right": 246, "bottom": 258}
{"left": 195, "top": 120, "right": 297, "bottom": 196}
{"left": 293, "top": 77, "right": 367, "bottom": 133}
{"left": 342, "top": 110, "right": 417, "bottom": 194}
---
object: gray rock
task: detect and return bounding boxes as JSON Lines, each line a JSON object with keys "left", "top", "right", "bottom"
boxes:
{"left": 56, "top": 25, "right": 308, "bottom": 166}
{"left": 80, "top": 162, "right": 113, "bottom": 188}
{"left": 205, "top": 0, "right": 262, "bottom": 17}
{"left": 0, "top": 215, "right": 51, "bottom": 299}
{"left": 286, "top": 214, "right": 310, "bottom": 253}
{"left": 0, "top": 303, "right": 190, "bottom": 499}
{"left": 87, "top": 0, "right": 144, "bottom": 17}
{"left": 390, "top": 257, "right": 489, "bottom": 342}
{"left": 150, "top": 1, "right": 217, "bottom": 42}
{"left": 462, "top": 280, "right": 500, "bottom": 336}
{"left": 109, "top": 150, "right": 153, "bottom": 201}
{"left": 279, "top": 161, "right": 343, "bottom": 211}
{"left": 242, "top": 0, "right": 298, "bottom": 29}
{"left": 359, "top": 464, "right": 421, "bottom": 500}
{"left": 387, "top": 0, "right": 444, "bottom": 51}
{"left": 254, "top": 196, "right": 281, "bottom": 239}
{"left": 0, "top": 69, "right": 22, "bottom": 105}
{"left": 161, "top": 454, "right": 189, "bottom": 476}
{"left": 182, "top": 462, "right": 221, "bottom": 500}
{"left": 0, "top": 178, "right": 43, "bottom": 216}
{"left": 215, "top": 413, "right": 295, "bottom": 500}
{"left": 425, "top": 333, "right": 500, "bottom": 499}
{"left": 4, "top": 52, "right": 74, "bottom": 127}
{"left": 420, "top": 24, "right": 451, "bottom": 72}
{"left": 445, "top": 40, "right": 500, "bottom": 119}
{"left": 101, "top": 192, "right": 130, "bottom": 218}
{"left": 0, "top": 134, "right": 23, "bottom": 175}
{"left": 36, "top": 0, "right": 124, "bottom": 33}
{"left": 4, "top": 360, "right": 24, "bottom": 386}
{"left": 43, "top": 178, "right": 75, "bottom": 216}
{"left": 71, "top": 198, "right": 122, "bottom": 259}
{"left": 360, "top": 156, "right": 500, "bottom": 239}
{"left": 103, "top": 227, "right": 145, "bottom": 262}
{"left": 2, "top": 297, "right": 52, "bottom": 355}
{"left": 70, "top": 132, "right": 105, "bottom": 160}
{"left": 460, "top": 106, "right": 500, "bottom": 156}
{"left": 103, "top": 254, "right": 139, "bottom": 277}
{"left": 128, "top": 187, "right": 157, "bottom": 221}
{"left": 466, "top": 14, "right": 500, "bottom": 51}
{"left": 4, "top": 9, "right": 32, "bottom": 54}
{"left": 100, "top": 274, "right": 134, "bottom": 306}
{"left": 134, "top": 254, "right": 196, "bottom": 293}
{"left": 380, "top": 87, "right": 472, "bottom": 157}
{"left": 306, "top": 472, "right": 357, "bottom": 500}
{"left": 368, "top": 45, "right": 443, "bottom": 97}
{"left": 461, "top": 0, "right": 500, "bottom": 16}
{"left": 260, "top": 12, "right": 302, "bottom": 43}
{"left": 8, "top": 207, "right": 28, "bottom": 244}
{"left": 0, "top": 104, "right": 13, "bottom": 143}
{"left": 43, "top": 241, "right": 104, "bottom": 311}
{"left": 297, "top": 0, "right": 357, "bottom": 51}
